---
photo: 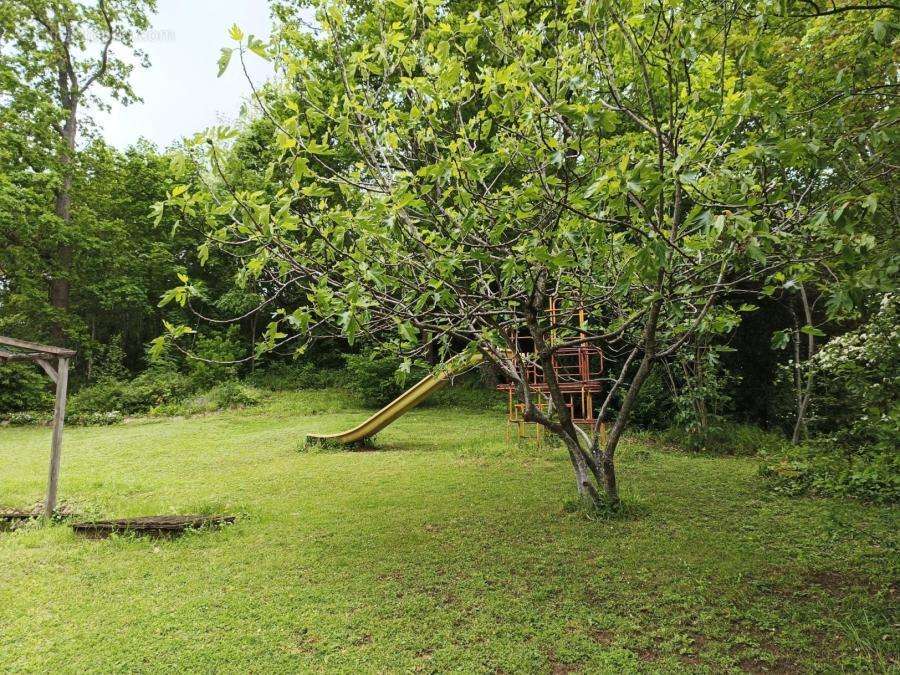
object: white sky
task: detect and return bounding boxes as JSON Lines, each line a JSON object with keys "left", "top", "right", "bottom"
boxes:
{"left": 96, "top": 0, "right": 281, "bottom": 150}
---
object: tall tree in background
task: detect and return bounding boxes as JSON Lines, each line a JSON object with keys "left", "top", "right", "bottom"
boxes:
{"left": 758, "top": 1, "right": 898, "bottom": 442}
{"left": 1, "top": 0, "right": 156, "bottom": 343}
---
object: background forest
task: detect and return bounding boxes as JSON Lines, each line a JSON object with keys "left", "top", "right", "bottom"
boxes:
{"left": 0, "top": 0, "right": 897, "bottom": 504}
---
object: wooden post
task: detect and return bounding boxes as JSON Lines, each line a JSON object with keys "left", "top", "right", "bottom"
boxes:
{"left": 45, "top": 356, "right": 69, "bottom": 519}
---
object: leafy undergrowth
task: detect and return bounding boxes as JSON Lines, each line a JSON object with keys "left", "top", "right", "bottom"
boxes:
{"left": 0, "top": 391, "right": 896, "bottom": 672}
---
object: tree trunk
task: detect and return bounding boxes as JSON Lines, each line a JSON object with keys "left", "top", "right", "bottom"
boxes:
{"left": 598, "top": 298, "right": 663, "bottom": 506}
{"left": 250, "top": 310, "right": 258, "bottom": 372}
{"left": 86, "top": 317, "right": 95, "bottom": 381}
{"left": 599, "top": 350, "right": 653, "bottom": 505}
{"left": 601, "top": 455, "right": 618, "bottom": 504}
{"left": 50, "top": 97, "right": 78, "bottom": 345}
{"left": 790, "top": 287, "right": 815, "bottom": 445}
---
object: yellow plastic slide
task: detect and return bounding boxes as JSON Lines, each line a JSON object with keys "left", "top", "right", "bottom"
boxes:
{"left": 307, "top": 353, "right": 481, "bottom": 446}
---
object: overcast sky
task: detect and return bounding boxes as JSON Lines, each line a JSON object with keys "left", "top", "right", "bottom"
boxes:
{"left": 96, "top": 0, "right": 282, "bottom": 150}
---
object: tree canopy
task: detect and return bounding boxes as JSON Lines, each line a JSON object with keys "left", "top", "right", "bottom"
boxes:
{"left": 156, "top": 0, "right": 897, "bottom": 506}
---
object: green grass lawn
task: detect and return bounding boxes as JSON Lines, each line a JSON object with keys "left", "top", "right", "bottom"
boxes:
{"left": 1, "top": 390, "right": 896, "bottom": 673}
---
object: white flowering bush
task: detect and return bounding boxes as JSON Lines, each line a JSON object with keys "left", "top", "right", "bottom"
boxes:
{"left": 761, "top": 294, "right": 899, "bottom": 503}
{"left": 812, "top": 293, "right": 898, "bottom": 448}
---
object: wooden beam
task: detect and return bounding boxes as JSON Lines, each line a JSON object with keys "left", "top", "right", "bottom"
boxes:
{"left": 45, "top": 357, "right": 70, "bottom": 519}
{"left": 35, "top": 358, "right": 58, "bottom": 384}
{"left": 0, "top": 351, "right": 49, "bottom": 362}
{"left": 0, "top": 336, "right": 76, "bottom": 358}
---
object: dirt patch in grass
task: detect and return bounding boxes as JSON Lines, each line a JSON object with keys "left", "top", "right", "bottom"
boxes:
{"left": 590, "top": 628, "right": 615, "bottom": 646}
{"left": 635, "top": 647, "right": 660, "bottom": 662}
{"left": 728, "top": 622, "right": 801, "bottom": 673}
{"left": 544, "top": 646, "right": 581, "bottom": 674}
{"left": 802, "top": 569, "right": 895, "bottom": 600}
{"left": 549, "top": 657, "right": 580, "bottom": 673}
{"left": 285, "top": 629, "right": 319, "bottom": 655}
{"left": 677, "top": 633, "right": 708, "bottom": 665}
{"left": 737, "top": 656, "right": 797, "bottom": 673}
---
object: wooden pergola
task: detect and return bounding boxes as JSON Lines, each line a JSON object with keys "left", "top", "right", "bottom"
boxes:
{"left": 0, "top": 336, "right": 75, "bottom": 519}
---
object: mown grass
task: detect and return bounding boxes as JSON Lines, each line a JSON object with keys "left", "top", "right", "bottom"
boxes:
{"left": 0, "top": 389, "right": 896, "bottom": 673}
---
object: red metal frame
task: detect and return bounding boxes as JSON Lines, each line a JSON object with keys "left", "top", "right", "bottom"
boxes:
{"left": 498, "top": 344, "right": 605, "bottom": 428}
{"left": 498, "top": 301, "right": 606, "bottom": 442}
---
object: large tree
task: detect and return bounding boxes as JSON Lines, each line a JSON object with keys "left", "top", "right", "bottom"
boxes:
{"left": 0, "top": 0, "right": 156, "bottom": 343}
{"left": 160, "top": 0, "right": 895, "bottom": 508}
{"left": 756, "top": 1, "right": 898, "bottom": 443}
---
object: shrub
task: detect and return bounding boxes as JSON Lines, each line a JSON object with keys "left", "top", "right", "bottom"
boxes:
{"left": 210, "top": 380, "right": 261, "bottom": 408}
{"left": 68, "top": 379, "right": 126, "bottom": 414}
{"left": 68, "top": 410, "right": 125, "bottom": 426}
{"left": 429, "top": 372, "right": 504, "bottom": 411}
{"left": 629, "top": 370, "right": 674, "bottom": 430}
{"left": 88, "top": 336, "right": 129, "bottom": 382}
{"left": 1, "top": 410, "right": 51, "bottom": 426}
{"left": 760, "top": 445, "right": 899, "bottom": 504}
{"left": 759, "top": 294, "right": 899, "bottom": 504}
{"left": 246, "top": 361, "right": 343, "bottom": 391}
{"left": 151, "top": 381, "right": 261, "bottom": 417}
{"left": 807, "top": 293, "right": 898, "bottom": 453}
{"left": 663, "top": 421, "right": 787, "bottom": 456}
{"left": 0, "top": 363, "right": 52, "bottom": 414}
{"left": 186, "top": 328, "right": 246, "bottom": 390}
{"left": 342, "top": 352, "right": 498, "bottom": 410}
{"left": 69, "top": 368, "right": 192, "bottom": 415}
{"left": 343, "top": 352, "right": 425, "bottom": 408}
{"left": 669, "top": 347, "right": 738, "bottom": 437}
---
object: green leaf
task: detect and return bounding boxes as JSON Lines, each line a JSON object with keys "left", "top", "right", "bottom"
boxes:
{"left": 277, "top": 133, "right": 297, "bottom": 149}
{"left": 217, "top": 48, "right": 233, "bottom": 77}
{"left": 771, "top": 330, "right": 790, "bottom": 350}
{"left": 862, "top": 193, "right": 878, "bottom": 214}
{"left": 301, "top": 184, "right": 333, "bottom": 198}
{"left": 229, "top": 24, "right": 244, "bottom": 41}
{"left": 305, "top": 139, "right": 333, "bottom": 155}
{"left": 248, "top": 36, "right": 268, "bottom": 59}
{"left": 148, "top": 336, "right": 167, "bottom": 360}
{"left": 398, "top": 321, "right": 419, "bottom": 344}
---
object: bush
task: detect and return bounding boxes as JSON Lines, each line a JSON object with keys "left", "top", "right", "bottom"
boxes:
{"left": 343, "top": 352, "right": 498, "bottom": 410}
{"left": 429, "top": 372, "right": 504, "bottom": 410}
{"left": 0, "top": 408, "right": 124, "bottom": 426}
{"left": 151, "top": 381, "right": 261, "bottom": 417}
{"left": 69, "top": 368, "right": 192, "bottom": 415}
{"left": 663, "top": 421, "right": 787, "bottom": 456}
{"left": 246, "top": 361, "right": 343, "bottom": 391}
{"left": 88, "top": 336, "right": 129, "bottom": 382}
{"left": 1, "top": 410, "right": 51, "bottom": 426}
{"left": 68, "top": 410, "right": 125, "bottom": 426}
{"left": 629, "top": 370, "right": 674, "bottom": 430}
{"left": 759, "top": 294, "right": 899, "bottom": 504}
{"left": 210, "top": 380, "right": 261, "bottom": 408}
{"left": 186, "top": 328, "right": 246, "bottom": 390}
{"left": 0, "top": 363, "right": 52, "bottom": 414}
{"left": 807, "top": 292, "right": 898, "bottom": 453}
{"left": 760, "top": 445, "right": 899, "bottom": 504}
{"left": 343, "top": 352, "right": 425, "bottom": 408}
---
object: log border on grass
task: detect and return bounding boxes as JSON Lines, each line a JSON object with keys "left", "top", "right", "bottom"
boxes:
{"left": 70, "top": 515, "right": 236, "bottom": 539}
